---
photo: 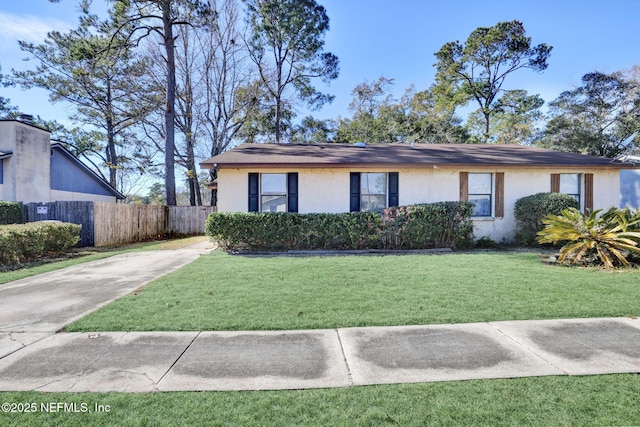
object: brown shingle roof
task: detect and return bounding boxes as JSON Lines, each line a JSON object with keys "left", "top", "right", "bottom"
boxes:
{"left": 200, "top": 143, "right": 632, "bottom": 169}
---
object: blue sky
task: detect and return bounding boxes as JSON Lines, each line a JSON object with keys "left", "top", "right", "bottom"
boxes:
{"left": 0, "top": 0, "right": 638, "bottom": 125}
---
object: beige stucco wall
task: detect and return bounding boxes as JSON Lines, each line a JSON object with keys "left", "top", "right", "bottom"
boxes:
{"left": 0, "top": 121, "right": 51, "bottom": 203}
{"left": 217, "top": 166, "right": 622, "bottom": 242}
{"left": 50, "top": 190, "right": 117, "bottom": 203}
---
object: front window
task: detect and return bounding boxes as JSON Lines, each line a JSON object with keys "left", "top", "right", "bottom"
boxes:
{"left": 560, "top": 173, "right": 580, "bottom": 201}
{"left": 468, "top": 173, "right": 492, "bottom": 217}
{"left": 361, "top": 172, "right": 387, "bottom": 212}
{"left": 261, "top": 173, "right": 287, "bottom": 212}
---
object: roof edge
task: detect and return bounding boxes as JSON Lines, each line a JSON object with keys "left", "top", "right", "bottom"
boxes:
{"left": 204, "top": 162, "right": 634, "bottom": 170}
{"left": 51, "top": 143, "right": 126, "bottom": 199}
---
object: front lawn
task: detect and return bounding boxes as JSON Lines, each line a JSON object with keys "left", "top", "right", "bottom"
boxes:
{"left": 8, "top": 248, "right": 640, "bottom": 425}
{"left": 67, "top": 250, "right": 640, "bottom": 332}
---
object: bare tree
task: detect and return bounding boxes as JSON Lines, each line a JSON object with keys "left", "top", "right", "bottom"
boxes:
{"left": 198, "top": 0, "right": 259, "bottom": 204}
{"left": 138, "top": 0, "right": 258, "bottom": 206}
{"left": 109, "top": 0, "right": 211, "bottom": 205}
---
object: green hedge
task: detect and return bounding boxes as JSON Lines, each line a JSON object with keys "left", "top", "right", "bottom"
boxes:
{"left": 382, "top": 202, "right": 474, "bottom": 249}
{"left": 206, "top": 212, "right": 384, "bottom": 251}
{"left": 206, "top": 202, "right": 474, "bottom": 252}
{"left": 514, "top": 192, "right": 580, "bottom": 246}
{"left": 0, "top": 221, "right": 82, "bottom": 265}
{"left": 0, "top": 201, "right": 23, "bottom": 225}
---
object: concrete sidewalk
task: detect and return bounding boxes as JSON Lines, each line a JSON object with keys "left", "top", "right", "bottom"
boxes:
{"left": 0, "top": 317, "right": 639, "bottom": 392}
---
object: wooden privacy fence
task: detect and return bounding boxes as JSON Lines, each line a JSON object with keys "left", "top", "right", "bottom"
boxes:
{"left": 23, "top": 201, "right": 216, "bottom": 247}
{"left": 23, "top": 201, "right": 95, "bottom": 248}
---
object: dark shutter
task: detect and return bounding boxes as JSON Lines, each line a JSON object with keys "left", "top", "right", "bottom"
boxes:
{"left": 584, "top": 173, "right": 594, "bottom": 213}
{"left": 248, "top": 173, "right": 259, "bottom": 212}
{"left": 350, "top": 172, "right": 361, "bottom": 212}
{"left": 495, "top": 172, "right": 504, "bottom": 218}
{"left": 287, "top": 173, "right": 298, "bottom": 213}
{"left": 388, "top": 172, "right": 399, "bottom": 207}
{"left": 550, "top": 174, "right": 560, "bottom": 193}
{"left": 459, "top": 172, "right": 469, "bottom": 201}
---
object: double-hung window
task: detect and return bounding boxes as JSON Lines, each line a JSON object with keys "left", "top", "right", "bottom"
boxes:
{"left": 260, "top": 173, "right": 287, "bottom": 212}
{"left": 248, "top": 173, "right": 298, "bottom": 213}
{"left": 460, "top": 172, "right": 505, "bottom": 218}
{"left": 551, "top": 173, "right": 594, "bottom": 212}
{"left": 350, "top": 172, "right": 399, "bottom": 212}
{"left": 360, "top": 173, "right": 387, "bottom": 212}
{"left": 559, "top": 173, "right": 580, "bottom": 201}
{"left": 468, "top": 173, "right": 493, "bottom": 217}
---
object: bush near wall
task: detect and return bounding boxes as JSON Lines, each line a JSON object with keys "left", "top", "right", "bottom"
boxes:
{"left": 205, "top": 202, "right": 474, "bottom": 252}
{"left": 382, "top": 202, "right": 474, "bottom": 250}
{"left": 514, "top": 192, "right": 580, "bottom": 246}
{"left": 0, "top": 221, "right": 81, "bottom": 265}
{"left": 206, "top": 212, "right": 384, "bottom": 251}
{"left": 0, "top": 201, "right": 23, "bottom": 225}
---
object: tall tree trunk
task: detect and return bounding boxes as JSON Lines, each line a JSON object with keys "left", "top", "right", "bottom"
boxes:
{"left": 275, "top": 97, "right": 281, "bottom": 144}
{"left": 188, "top": 175, "right": 196, "bottom": 205}
{"left": 163, "top": 1, "right": 177, "bottom": 205}
{"left": 192, "top": 172, "right": 202, "bottom": 205}
{"left": 106, "top": 119, "right": 117, "bottom": 188}
{"left": 483, "top": 109, "right": 491, "bottom": 142}
{"left": 183, "top": 55, "right": 198, "bottom": 206}
{"left": 274, "top": 45, "right": 283, "bottom": 144}
{"left": 105, "top": 78, "right": 118, "bottom": 189}
{"left": 185, "top": 153, "right": 201, "bottom": 206}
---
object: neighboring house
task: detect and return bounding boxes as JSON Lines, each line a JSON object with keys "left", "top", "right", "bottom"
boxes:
{"left": 201, "top": 142, "right": 634, "bottom": 242}
{"left": 620, "top": 169, "right": 640, "bottom": 209}
{"left": 0, "top": 120, "right": 124, "bottom": 203}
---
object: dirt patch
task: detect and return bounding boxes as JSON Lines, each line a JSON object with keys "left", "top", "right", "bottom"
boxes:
{"left": 156, "top": 236, "right": 209, "bottom": 250}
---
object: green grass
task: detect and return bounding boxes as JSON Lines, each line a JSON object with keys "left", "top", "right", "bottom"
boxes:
{"left": 1, "top": 374, "right": 639, "bottom": 426}
{"left": 67, "top": 250, "right": 640, "bottom": 332}
{"left": 6, "top": 247, "right": 640, "bottom": 424}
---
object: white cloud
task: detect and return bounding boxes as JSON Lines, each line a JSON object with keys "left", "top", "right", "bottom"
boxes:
{"left": 0, "top": 12, "right": 72, "bottom": 44}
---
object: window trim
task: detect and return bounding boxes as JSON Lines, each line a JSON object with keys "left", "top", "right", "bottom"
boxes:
{"left": 360, "top": 172, "right": 388, "bottom": 213}
{"left": 260, "top": 173, "right": 288, "bottom": 213}
{"left": 350, "top": 172, "right": 399, "bottom": 212}
{"left": 550, "top": 172, "right": 594, "bottom": 213}
{"left": 460, "top": 171, "right": 504, "bottom": 218}
{"left": 559, "top": 173, "right": 581, "bottom": 201}
{"left": 468, "top": 172, "right": 493, "bottom": 217}
{"left": 248, "top": 172, "right": 298, "bottom": 213}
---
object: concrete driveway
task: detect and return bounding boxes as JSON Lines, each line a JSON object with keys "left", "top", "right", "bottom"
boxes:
{"left": 0, "top": 240, "right": 212, "bottom": 333}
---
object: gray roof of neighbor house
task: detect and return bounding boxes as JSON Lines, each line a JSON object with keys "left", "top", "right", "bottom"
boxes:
{"left": 201, "top": 143, "right": 634, "bottom": 170}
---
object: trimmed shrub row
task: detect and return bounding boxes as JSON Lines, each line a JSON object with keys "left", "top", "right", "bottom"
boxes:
{"left": 0, "top": 221, "right": 82, "bottom": 265}
{"left": 382, "top": 202, "right": 474, "bottom": 249}
{"left": 205, "top": 202, "right": 474, "bottom": 252}
{"left": 0, "top": 201, "right": 23, "bottom": 225}
{"left": 514, "top": 192, "right": 580, "bottom": 246}
{"left": 206, "top": 212, "right": 383, "bottom": 251}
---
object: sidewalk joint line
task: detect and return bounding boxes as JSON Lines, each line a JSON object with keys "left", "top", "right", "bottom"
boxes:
{"left": 335, "top": 329, "right": 354, "bottom": 386}
{"left": 487, "top": 321, "right": 570, "bottom": 375}
{"left": 156, "top": 331, "right": 201, "bottom": 388}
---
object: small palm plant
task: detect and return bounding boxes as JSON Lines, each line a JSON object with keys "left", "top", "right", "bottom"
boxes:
{"left": 537, "top": 207, "right": 640, "bottom": 268}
